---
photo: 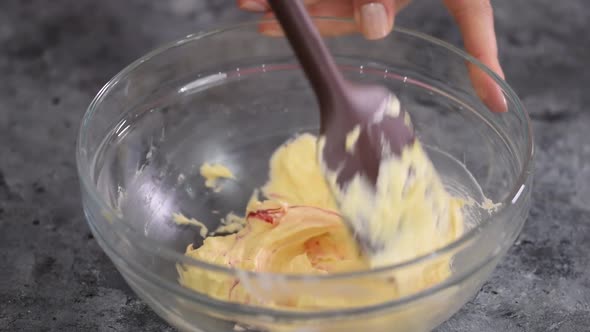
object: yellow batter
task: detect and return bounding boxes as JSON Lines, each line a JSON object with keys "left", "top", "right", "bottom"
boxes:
{"left": 200, "top": 162, "right": 234, "bottom": 191}
{"left": 177, "top": 133, "right": 465, "bottom": 309}
{"left": 320, "top": 137, "right": 464, "bottom": 267}
{"left": 173, "top": 213, "right": 208, "bottom": 238}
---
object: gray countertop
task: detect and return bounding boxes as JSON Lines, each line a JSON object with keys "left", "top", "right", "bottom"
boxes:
{"left": 1, "top": 0, "right": 589, "bottom": 331}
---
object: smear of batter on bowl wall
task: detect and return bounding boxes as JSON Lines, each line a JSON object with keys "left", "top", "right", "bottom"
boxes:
{"left": 200, "top": 162, "right": 234, "bottom": 191}
{"left": 174, "top": 133, "right": 482, "bottom": 309}
{"left": 172, "top": 213, "right": 208, "bottom": 238}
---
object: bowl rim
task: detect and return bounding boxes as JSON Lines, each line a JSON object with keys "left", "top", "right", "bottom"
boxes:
{"left": 77, "top": 18, "right": 534, "bottom": 313}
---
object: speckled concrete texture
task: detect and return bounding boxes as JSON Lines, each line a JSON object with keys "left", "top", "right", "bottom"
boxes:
{"left": 0, "top": 0, "right": 588, "bottom": 331}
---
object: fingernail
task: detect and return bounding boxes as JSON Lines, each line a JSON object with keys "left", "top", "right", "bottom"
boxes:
{"left": 479, "top": 85, "right": 509, "bottom": 113}
{"left": 499, "top": 93, "right": 508, "bottom": 113}
{"left": 240, "top": 0, "right": 267, "bottom": 12}
{"left": 360, "top": 3, "right": 389, "bottom": 40}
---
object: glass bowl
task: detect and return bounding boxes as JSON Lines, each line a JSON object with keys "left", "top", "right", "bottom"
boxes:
{"left": 77, "top": 19, "right": 533, "bottom": 332}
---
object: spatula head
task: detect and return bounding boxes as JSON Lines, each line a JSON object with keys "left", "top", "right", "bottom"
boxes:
{"left": 318, "top": 84, "right": 416, "bottom": 254}
{"left": 319, "top": 84, "right": 415, "bottom": 184}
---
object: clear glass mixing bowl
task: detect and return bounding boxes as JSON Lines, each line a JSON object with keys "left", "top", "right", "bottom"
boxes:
{"left": 77, "top": 19, "right": 533, "bottom": 332}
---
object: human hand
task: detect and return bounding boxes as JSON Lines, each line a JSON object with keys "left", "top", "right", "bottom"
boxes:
{"left": 237, "top": 0, "right": 507, "bottom": 113}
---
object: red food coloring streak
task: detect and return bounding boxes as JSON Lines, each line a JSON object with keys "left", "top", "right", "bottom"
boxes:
{"left": 247, "top": 207, "right": 284, "bottom": 225}
{"left": 228, "top": 279, "right": 240, "bottom": 300}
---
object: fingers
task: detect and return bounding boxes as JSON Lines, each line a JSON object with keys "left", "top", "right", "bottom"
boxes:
{"left": 237, "top": 0, "right": 267, "bottom": 12}
{"left": 258, "top": 0, "right": 357, "bottom": 37}
{"left": 444, "top": 0, "right": 507, "bottom": 113}
{"left": 252, "top": 0, "right": 411, "bottom": 39}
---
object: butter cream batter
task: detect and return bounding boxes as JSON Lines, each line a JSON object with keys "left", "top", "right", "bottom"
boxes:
{"left": 320, "top": 136, "right": 464, "bottom": 267}
{"left": 177, "top": 133, "right": 466, "bottom": 309}
{"left": 173, "top": 213, "right": 209, "bottom": 238}
{"left": 200, "top": 162, "right": 234, "bottom": 191}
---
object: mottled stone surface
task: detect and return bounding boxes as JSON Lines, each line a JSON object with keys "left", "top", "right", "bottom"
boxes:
{"left": 0, "top": 0, "right": 588, "bottom": 331}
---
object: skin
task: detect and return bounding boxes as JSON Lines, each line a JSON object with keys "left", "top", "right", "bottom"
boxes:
{"left": 237, "top": 0, "right": 507, "bottom": 113}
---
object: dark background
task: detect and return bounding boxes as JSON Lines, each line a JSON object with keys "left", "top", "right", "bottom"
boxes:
{"left": 1, "top": 0, "right": 589, "bottom": 331}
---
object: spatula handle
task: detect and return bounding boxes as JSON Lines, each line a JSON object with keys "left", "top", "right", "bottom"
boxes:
{"left": 267, "top": 0, "right": 347, "bottom": 109}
